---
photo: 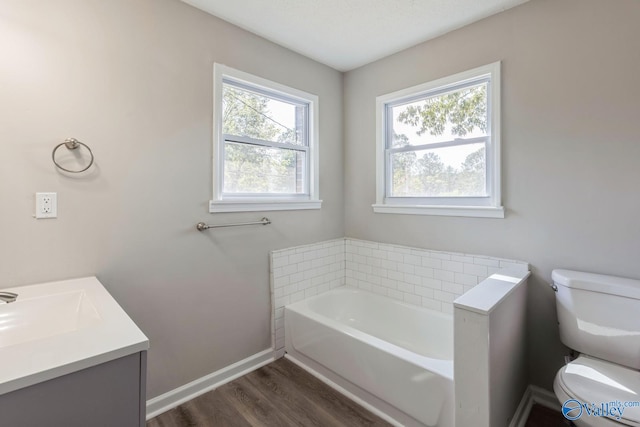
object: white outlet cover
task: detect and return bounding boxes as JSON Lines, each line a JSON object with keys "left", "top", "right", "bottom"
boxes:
{"left": 35, "top": 192, "right": 57, "bottom": 219}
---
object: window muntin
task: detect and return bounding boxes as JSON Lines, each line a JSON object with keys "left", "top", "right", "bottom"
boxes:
{"left": 222, "top": 81, "right": 308, "bottom": 147}
{"left": 222, "top": 80, "right": 309, "bottom": 197}
{"left": 211, "top": 64, "right": 320, "bottom": 212}
{"left": 223, "top": 141, "right": 307, "bottom": 195}
{"left": 388, "top": 81, "right": 488, "bottom": 148}
{"left": 375, "top": 62, "right": 502, "bottom": 217}
{"left": 385, "top": 78, "right": 491, "bottom": 200}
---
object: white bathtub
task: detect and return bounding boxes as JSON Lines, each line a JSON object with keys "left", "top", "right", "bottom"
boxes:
{"left": 284, "top": 287, "right": 454, "bottom": 427}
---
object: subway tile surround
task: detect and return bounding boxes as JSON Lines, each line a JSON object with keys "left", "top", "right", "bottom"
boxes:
{"left": 270, "top": 239, "right": 345, "bottom": 356}
{"left": 270, "top": 238, "right": 527, "bottom": 356}
{"left": 344, "top": 239, "right": 527, "bottom": 314}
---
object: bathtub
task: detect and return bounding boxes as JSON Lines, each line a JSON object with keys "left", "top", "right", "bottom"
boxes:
{"left": 284, "top": 287, "right": 454, "bottom": 427}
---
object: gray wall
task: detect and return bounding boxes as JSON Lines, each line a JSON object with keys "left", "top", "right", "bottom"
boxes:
{"left": 3, "top": 0, "right": 639, "bottom": 403}
{"left": 0, "top": 0, "right": 343, "bottom": 398}
{"left": 343, "top": 0, "right": 640, "bottom": 390}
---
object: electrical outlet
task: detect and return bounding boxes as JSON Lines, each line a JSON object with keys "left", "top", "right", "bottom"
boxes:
{"left": 35, "top": 192, "right": 57, "bottom": 219}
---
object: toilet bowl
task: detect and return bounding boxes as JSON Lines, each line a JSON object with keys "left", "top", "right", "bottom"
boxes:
{"left": 554, "top": 355, "right": 640, "bottom": 426}
{"left": 552, "top": 270, "right": 640, "bottom": 427}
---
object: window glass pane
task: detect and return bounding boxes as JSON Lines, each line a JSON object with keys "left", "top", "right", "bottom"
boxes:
{"left": 223, "top": 83, "right": 306, "bottom": 146}
{"left": 223, "top": 142, "right": 306, "bottom": 194}
{"left": 390, "top": 82, "right": 488, "bottom": 147}
{"left": 389, "top": 143, "right": 486, "bottom": 197}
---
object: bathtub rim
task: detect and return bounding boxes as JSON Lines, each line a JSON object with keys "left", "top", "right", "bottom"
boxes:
{"left": 285, "top": 286, "right": 454, "bottom": 381}
{"left": 291, "top": 285, "right": 454, "bottom": 322}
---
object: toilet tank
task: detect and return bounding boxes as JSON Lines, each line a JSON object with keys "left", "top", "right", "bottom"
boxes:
{"left": 553, "top": 269, "right": 640, "bottom": 370}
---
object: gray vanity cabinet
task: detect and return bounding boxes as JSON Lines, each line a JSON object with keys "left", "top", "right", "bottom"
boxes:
{"left": 0, "top": 351, "right": 147, "bottom": 427}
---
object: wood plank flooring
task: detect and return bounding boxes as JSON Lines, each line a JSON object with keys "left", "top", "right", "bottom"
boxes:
{"left": 524, "top": 404, "right": 570, "bottom": 427}
{"left": 147, "top": 358, "right": 392, "bottom": 427}
{"left": 148, "top": 358, "right": 568, "bottom": 427}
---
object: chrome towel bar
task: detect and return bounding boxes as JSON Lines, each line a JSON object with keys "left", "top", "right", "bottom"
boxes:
{"left": 196, "top": 217, "right": 271, "bottom": 231}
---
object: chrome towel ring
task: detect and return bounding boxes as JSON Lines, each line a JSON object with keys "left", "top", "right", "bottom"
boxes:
{"left": 52, "top": 138, "right": 94, "bottom": 173}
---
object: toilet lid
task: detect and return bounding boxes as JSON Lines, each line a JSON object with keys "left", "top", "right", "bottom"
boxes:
{"left": 558, "top": 356, "right": 640, "bottom": 425}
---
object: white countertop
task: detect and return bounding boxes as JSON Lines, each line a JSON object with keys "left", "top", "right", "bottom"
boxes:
{"left": 0, "top": 276, "right": 149, "bottom": 396}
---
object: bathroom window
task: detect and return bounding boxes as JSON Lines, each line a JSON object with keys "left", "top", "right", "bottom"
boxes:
{"left": 373, "top": 62, "right": 504, "bottom": 218}
{"left": 210, "top": 64, "right": 321, "bottom": 212}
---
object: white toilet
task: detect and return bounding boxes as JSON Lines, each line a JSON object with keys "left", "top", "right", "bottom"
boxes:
{"left": 552, "top": 269, "right": 640, "bottom": 427}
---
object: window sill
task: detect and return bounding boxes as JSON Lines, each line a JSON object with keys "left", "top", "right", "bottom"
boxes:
{"left": 371, "top": 204, "right": 505, "bottom": 218}
{"left": 210, "top": 200, "right": 322, "bottom": 213}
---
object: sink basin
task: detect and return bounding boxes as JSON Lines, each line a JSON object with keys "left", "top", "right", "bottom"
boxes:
{"left": 0, "top": 290, "right": 101, "bottom": 349}
{"left": 0, "top": 277, "right": 148, "bottom": 396}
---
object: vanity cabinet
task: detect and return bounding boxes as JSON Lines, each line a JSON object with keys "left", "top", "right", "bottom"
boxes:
{"left": 0, "top": 277, "right": 149, "bottom": 426}
{"left": 0, "top": 351, "right": 147, "bottom": 427}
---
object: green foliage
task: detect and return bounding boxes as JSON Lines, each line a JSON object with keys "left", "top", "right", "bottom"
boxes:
{"left": 391, "top": 145, "right": 486, "bottom": 197}
{"left": 397, "top": 84, "right": 487, "bottom": 137}
{"left": 222, "top": 86, "right": 300, "bottom": 194}
{"left": 390, "top": 83, "right": 488, "bottom": 197}
{"left": 458, "top": 147, "right": 486, "bottom": 195}
{"left": 418, "top": 152, "right": 446, "bottom": 195}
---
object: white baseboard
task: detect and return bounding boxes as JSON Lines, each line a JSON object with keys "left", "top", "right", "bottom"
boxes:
{"left": 146, "top": 348, "right": 275, "bottom": 420}
{"left": 509, "top": 384, "right": 560, "bottom": 427}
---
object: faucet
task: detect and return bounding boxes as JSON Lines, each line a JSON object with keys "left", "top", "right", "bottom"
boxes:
{"left": 0, "top": 291, "right": 18, "bottom": 303}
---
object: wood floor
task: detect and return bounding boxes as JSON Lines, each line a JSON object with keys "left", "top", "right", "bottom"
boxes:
{"left": 148, "top": 358, "right": 567, "bottom": 427}
{"left": 524, "top": 404, "right": 571, "bottom": 427}
{"left": 147, "top": 358, "right": 392, "bottom": 427}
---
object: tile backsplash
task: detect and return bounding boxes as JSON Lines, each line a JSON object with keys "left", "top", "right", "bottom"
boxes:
{"left": 270, "top": 237, "right": 527, "bottom": 356}
{"left": 344, "top": 238, "right": 527, "bottom": 314}
{"left": 270, "top": 239, "right": 345, "bottom": 356}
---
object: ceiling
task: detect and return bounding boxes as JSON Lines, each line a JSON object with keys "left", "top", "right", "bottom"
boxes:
{"left": 181, "top": 0, "right": 529, "bottom": 71}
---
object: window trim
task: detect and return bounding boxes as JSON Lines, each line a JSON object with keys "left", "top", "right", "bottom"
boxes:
{"left": 373, "top": 61, "right": 504, "bottom": 218}
{"left": 210, "top": 63, "right": 321, "bottom": 213}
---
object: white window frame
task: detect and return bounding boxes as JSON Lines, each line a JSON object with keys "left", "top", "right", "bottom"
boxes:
{"left": 373, "top": 62, "right": 504, "bottom": 218}
{"left": 210, "top": 63, "right": 321, "bottom": 213}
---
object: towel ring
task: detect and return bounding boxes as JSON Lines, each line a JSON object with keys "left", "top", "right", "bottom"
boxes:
{"left": 52, "top": 138, "right": 94, "bottom": 173}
